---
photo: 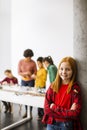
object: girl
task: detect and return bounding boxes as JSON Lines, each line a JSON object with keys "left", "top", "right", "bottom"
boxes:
{"left": 35, "top": 57, "right": 47, "bottom": 120}
{"left": 43, "top": 56, "right": 57, "bottom": 91}
{"left": 0, "top": 69, "right": 18, "bottom": 113}
{"left": 42, "top": 56, "right": 83, "bottom": 130}
{"left": 43, "top": 56, "right": 57, "bottom": 83}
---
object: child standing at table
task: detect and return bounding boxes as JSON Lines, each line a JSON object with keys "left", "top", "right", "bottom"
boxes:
{"left": 18, "top": 49, "right": 37, "bottom": 118}
{"left": 43, "top": 56, "right": 57, "bottom": 90}
{"left": 0, "top": 69, "right": 18, "bottom": 113}
{"left": 35, "top": 57, "right": 47, "bottom": 120}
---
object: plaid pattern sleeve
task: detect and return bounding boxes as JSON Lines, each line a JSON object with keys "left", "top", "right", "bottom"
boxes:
{"left": 42, "top": 86, "right": 58, "bottom": 124}
{"left": 51, "top": 83, "right": 82, "bottom": 119}
{"left": 42, "top": 83, "right": 83, "bottom": 130}
{"left": 44, "top": 86, "right": 54, "bottom": 115}
{"left": 43, "top": 86, "right": 59, "bottom": 117}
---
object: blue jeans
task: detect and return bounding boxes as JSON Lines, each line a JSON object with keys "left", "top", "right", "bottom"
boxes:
{"left": 21, "top": 79, "right": 35, "bottom": 87}
{"left": 47, "top": 121, "right": 73, "bottom": 130}
{"left": 21, "top": 79, "right": 35, "bottom": 112}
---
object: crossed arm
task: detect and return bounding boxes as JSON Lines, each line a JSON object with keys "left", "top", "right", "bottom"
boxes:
{"left": 44, "top": 86, "right": 82, "bottom": 120}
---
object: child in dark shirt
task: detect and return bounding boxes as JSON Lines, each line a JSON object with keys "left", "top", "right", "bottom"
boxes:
{"left": 0, "top": 69, "right": 18, "bottom": 113}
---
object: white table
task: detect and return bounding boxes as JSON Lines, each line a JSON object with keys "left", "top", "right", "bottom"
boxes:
{"left": 0, "top": 86, "right": 45, "bottom": 130}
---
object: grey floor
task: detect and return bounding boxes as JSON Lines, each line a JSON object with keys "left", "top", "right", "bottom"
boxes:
{"left": 0, "top": 104, "right": 46, "bottom": 130}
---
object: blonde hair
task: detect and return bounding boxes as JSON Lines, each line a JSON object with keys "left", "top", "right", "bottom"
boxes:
{"left": 51, "top": 56, "right": 77, "bottom": 93}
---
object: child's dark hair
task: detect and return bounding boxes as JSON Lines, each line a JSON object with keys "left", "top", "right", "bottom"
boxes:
{"left": 43, "top": 56, "right": 54, "bottom": 65}
{"left": 37, "top": 57, "right": 43, "bottom": 63}
{"left": 23, "top": 49, "right": 34, "bottom": 57}
{"left": 4, "top": 69, "right": 12, "bottom": 73}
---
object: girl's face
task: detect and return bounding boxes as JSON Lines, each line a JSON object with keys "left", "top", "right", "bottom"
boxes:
{"left": 37, "top": 61, "right": 43, "bottom": 69}
{"left": 59, "top": 62, "right": 73, "bottom": 84}
{"left": 5, "top": 72, "right": 12, "bottom": 78}
{"left": 43, "top": 61, "right": 49, "bottom": 68}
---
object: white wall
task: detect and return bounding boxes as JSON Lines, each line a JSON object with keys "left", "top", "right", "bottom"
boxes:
{"left": 0, "top": 0, "right": 73, "bottom": 81}
{"left": 0, "top": 0, "right": 11, "bottom": 79}
{"left": 11, "top": 0, "right": 73, "bottom": 81}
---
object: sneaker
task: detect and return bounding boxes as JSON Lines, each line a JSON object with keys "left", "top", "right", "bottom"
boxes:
{"left": 8, "top": 105, "right": 12, "bottom": 113}
{"left": 22, "top": 113, "right": 27, "bottom": 118}
{"left": 4, "top": 109, "right": 8, "bottom": 113}
{"left": 4, "top": 106, "right": 9, "bottom": 113}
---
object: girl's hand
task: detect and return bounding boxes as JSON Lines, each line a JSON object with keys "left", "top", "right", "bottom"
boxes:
{"left": 2, "top": 81, "right": 8, "bottom": 85}
{"left": 24, "top": 71, "right": 31, "bottom": 76}
{"left": 31, "top": 74, "right": 36, "bottom": 79}
{"left": 10, "top": 81, "right": 14, "bottom": 85}
{"left": 50, "top": 103, "right": 55, "bottom": 109}
{"left": 70, "top": 103, "right": 77, "bottom": 110}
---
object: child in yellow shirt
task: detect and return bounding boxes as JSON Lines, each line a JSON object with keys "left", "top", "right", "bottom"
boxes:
{"left": 35, "top": 57, "right": 47, "bottom": 120}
